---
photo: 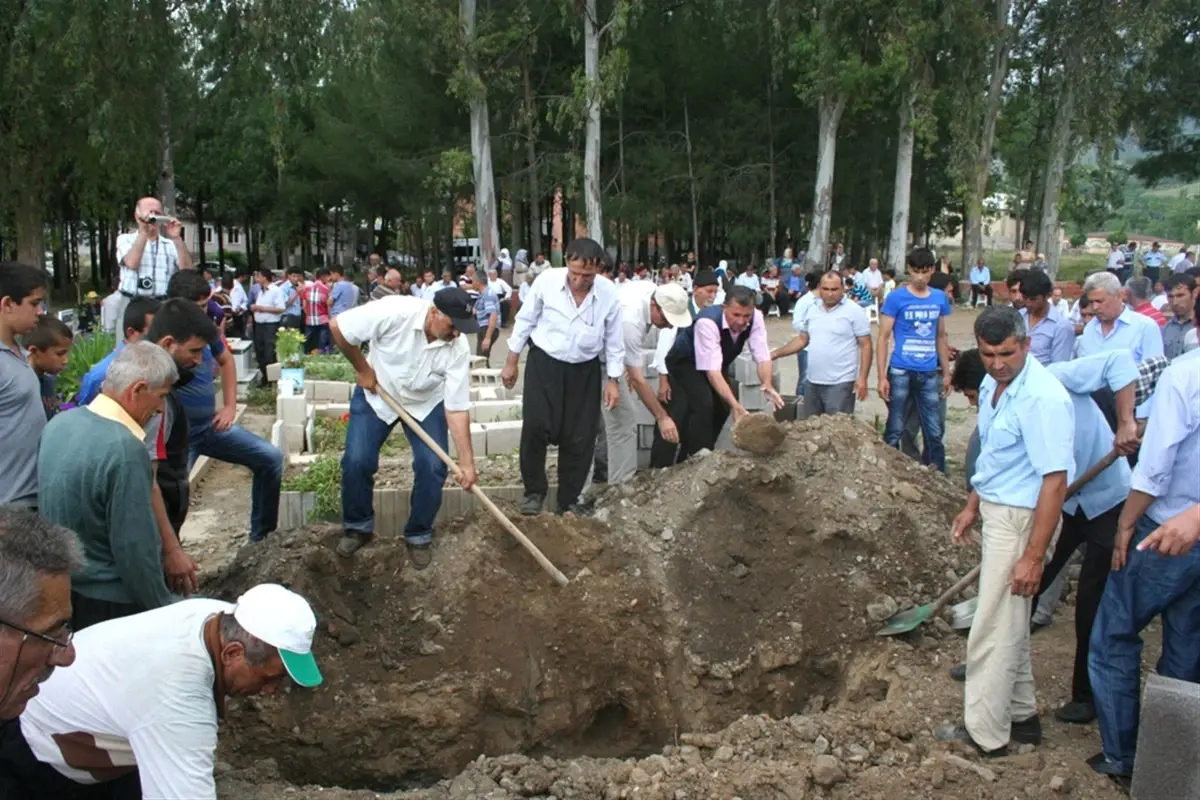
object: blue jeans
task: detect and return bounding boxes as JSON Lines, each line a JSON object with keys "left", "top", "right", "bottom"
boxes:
{"left": 794, "top": 350, "right": 808, "bottom": 397}
{"left": 884, "top": 368, "right": 945, "bottom": 472}
{"left": 341, "top": 387, "right": 448, "bottom": 546}
{"left": 188, "top": 415, "right": 284, "bottom": 541}
{"left": 1088, "top": 514, "right": 1200, "bottom": 775}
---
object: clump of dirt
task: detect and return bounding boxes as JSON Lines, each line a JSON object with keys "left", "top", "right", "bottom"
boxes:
{"left": 731, "top": 412, "right": 786, "bottom": 455}
{"left": 206, "top": 415, "right": 985, "bottom": 792}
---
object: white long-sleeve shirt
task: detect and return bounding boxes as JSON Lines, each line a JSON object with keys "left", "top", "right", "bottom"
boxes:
{"left": 508, "top": 268, "right": 625, "bottom": 378}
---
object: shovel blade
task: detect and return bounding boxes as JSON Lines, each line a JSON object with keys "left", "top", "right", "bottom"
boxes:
{"left": 875, "top": 603, "right": 934, "bottom": 636}
{"left": 951, "top": 597, "right": 977, "bottom": 630}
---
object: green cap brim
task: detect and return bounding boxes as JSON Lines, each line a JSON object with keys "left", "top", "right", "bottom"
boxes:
{"left": 279, "top": 649, "right": 323, "bottom": 688}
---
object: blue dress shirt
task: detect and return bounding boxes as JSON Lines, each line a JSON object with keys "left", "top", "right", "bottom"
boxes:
{"left": 1020, "top": 305, "right": 1075, "bottom": 365}
{"left": 1046, "top": 352, "right": 1138, "bottom": 518}
{"left": 969, "top": 266, "right": 991, "bottom": 285}
{"left": 1075, "top": 306, "right": 1165, "bottom": 417}
{"left": 973, "top": 355, "right": 1076, "bottom": 509}
{"left": 76, "top": 343, "right": 124, "bottom": 406}
{"left": 1132, "top": 349, "right": 1200, "bottom": 525}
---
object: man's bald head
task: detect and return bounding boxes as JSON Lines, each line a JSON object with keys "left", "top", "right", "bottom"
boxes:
{"left": 384, "top": 269, "right": 402, "bottom": 290}
{"left": 135, "top": 197, "right": 163, "bottom": 217}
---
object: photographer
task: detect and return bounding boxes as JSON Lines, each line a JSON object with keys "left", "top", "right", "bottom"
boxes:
{"left": 114, "top": 197, "right": 193, "bottom": 342}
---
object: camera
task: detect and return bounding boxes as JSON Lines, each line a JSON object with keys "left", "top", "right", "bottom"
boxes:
{"left": 139, "top": 276, "right": 154, "bottom": 292}
{"left": 146, "top": 214, "right": 170, "bottom": 225}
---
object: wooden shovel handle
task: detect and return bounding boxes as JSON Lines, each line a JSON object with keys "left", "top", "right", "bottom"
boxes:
{"left": 374, "top": 387, "right": 569, "bottom": 587}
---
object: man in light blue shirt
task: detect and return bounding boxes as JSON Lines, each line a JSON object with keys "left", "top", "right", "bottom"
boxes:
{"left": 1089, "top": 338, "right": 1200, "bottom": 782}
{"left": 969, "top": 258, "right": 993, "bottom": 306}
{"left": 1017, "top": 269, "right": 1074, "bottom": 365}
{"left": 940, "top": 306, "right": 1074, "bottom": 756}
{"left": 1074, "top": 271, "right": 1164, "bottom": 416}
{"left": 1139, "top": 241, "right": 1167, "bottom": 282}
{"left": 328, "top": 266, "right": 360, "bottom": 317}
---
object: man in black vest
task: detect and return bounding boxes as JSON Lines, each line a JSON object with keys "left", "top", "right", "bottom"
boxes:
{"left": 651, "top": 286, "right": 783, "bottom": 465}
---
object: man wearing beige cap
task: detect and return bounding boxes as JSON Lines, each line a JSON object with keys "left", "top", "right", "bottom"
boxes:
{"left": 602, "top": 281, "right": 692, "bottom": 486}
{"left": 0, "top": 584, "right": 322, "bottom": 799}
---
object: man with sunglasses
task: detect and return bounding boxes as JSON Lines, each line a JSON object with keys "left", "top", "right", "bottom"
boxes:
{"left": 0, "top": 509, "right": 82, "bottom": 723}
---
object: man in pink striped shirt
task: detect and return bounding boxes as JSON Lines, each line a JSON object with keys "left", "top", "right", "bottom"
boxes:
{"left": 658, "top": 286, "right": 783, "bottom": 461}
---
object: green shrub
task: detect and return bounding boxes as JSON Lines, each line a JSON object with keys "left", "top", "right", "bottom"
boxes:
{"left": 301, "top": 353, "right": 356, "bottom": 382}
{"left": 281, "top": 455, "right": 342, "bottom": 519}
{"left": 58, "top": 332, "right": 116, "bottom": 401}
{"left": 276, "top": 328, "right": 305, "bottom": 366}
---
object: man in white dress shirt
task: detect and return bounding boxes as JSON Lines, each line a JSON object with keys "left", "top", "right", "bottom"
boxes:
{"left": 602, "top": 281, "right": 692, "bottom": 486}
{"left": 486, "top": 266, "right": 514, "bottom": 326}
{"left": 113, "top": 197, "right": 194, "bottom": 342}
{"left": 250, "top": 269, "right": 287, "bottom": 381}
{"left": 331, "top": 289, "right": 480, "bottom": 566}
{"left": 502, "top": 238, "right": 625, "bottom": 516}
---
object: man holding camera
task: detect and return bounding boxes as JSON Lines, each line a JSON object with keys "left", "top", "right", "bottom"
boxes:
{"left": 114, "top": 197, "right": 194, "bottom": 342}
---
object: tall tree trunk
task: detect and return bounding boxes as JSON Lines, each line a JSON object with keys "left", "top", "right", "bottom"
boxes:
{"left": 15, "top": 190, "right": 44, "bottom": 271}
{"left": 509, "top": 185, "right": 522, "bottom": 251}
{"left": 887, "top": 90, "right": 917, "bottom": 274}
{"left": 461, "top": 0, "right": 500, "bottom": 262}
{"left": 521, "top": 58, "right": 542, "bottom": 256}
{"left": 964, "top": 0, "right": 1017, "bottom": 273}
{"left": 805, "top": 93, "right": 847, "bottom": 270}
{"left": 195, "top": 198, "right": 207, "bottom": 266}
{"left": 217, "top": 225, "right": 225, "bottom": 270}
{"left": 767, "top": 75, "right": 778, "bottom": 257}
{"left": 158, "top": 86, "right": 176, "bottom": 215}
{"left": 88, "top": 221, "right": 99, "bottom": 288}
{"left": 683, "top": 96, "right": 700, "bottom": 261}
{"left": 582, "top": 0, "right": 603, "bottom": 244}
{"left": 1037, "top": 78, "right": 1076, "bottom": 279}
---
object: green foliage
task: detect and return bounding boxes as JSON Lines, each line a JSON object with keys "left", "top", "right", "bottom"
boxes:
{"left": 281, "top": 455, "right": 342, "bottom": 519}
{"left": 57, "top": 333, "right": 116, "bottom": 401}
{"left": 245, "top": 384, "right": 276, "bottom": 409}
{"left": 312, "top": 415, "right": 406, "bottom": 456}
{"left": 275, "top": 328, "right": 306, "bottom": 366}
{"left": 1107, "top": 230, "right": 1129, "bottom": 246}
{"left": 300, "top": 354, "right": 356, "bottom": 382}
{"left": 1069, "top": 233, "right": 1087, "bottom": 248}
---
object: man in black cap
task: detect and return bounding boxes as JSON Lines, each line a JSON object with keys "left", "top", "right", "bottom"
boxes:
{"left": 690, "top": 269, "right": 720, "bottom": 313}
{"left": 330, "top": 288, "right": 480, "bottom": 568}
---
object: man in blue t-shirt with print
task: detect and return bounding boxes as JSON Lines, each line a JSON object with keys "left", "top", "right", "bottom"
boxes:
{"left": 876, "top": 247, "right": 952, "bottom": 471}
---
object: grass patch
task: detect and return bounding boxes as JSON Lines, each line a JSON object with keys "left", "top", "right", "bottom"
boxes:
{"left": 281, "top": 455, "right": 341, "bottom": 519}
{"left": 311, "top": 415, "right": 407, "bottom": 456}
{"left": 245, "top": 384, "right": 276, "bottom": 410}
{"left": 935, "top": 247, "right": 1106, "bottom": 283}
{"left": 301, "top": 354, "right": 356, "bottom": 382}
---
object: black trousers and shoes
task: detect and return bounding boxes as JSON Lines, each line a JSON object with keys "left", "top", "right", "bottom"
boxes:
{"left": 519, "top": 345, "right": 602, "bottom": 514}
{"left": 650, "top": 363, "right": 729, "bottom": 467}
{"left": 970, "top": 283, "right": 994, "bottom": 306}
{"left": 252, "top": 321, "right": 279, "bottom": 381}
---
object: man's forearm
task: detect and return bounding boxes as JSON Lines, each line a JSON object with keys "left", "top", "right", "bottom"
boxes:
{"left": 756, "top": 360, "right": 775, "bottom": 392}
{"left": 447, "top": 410, "right": 473, "bottom": 462}
{"left": 174, "top": 238, "right": 193, "bottom": 270}
{"left": 706, "top": 370, "right": 739, "bottom": 409}
{"left": 772, "top": 334, "right": 808, "bottom": 360}
{"left": 1025, "top": 472, "right": 1068, "bottom": 560}
{"left": 628, "top": 367, "right": 668, "bottom": 421}
{"left": 1118, "top": 489, "right": 1156, "bottom": 532}
{"left": 217, "top": 353, "right": 238, "bottom": 409}
{"left": 858, "top": 339, "right": 872, "bottom": 379}
{"left": 937, "top": 330, "right": 950, "bottom": 375}
{"left": 122, "top": 232, "right": 148, "bottom": 270}
{"left": 1114, "top": 383, "right": 1135, "bottom": 427}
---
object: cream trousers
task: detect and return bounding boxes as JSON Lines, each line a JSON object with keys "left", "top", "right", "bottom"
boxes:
{"left": 964, "top": 500, "right": 1040, "bottom": 751}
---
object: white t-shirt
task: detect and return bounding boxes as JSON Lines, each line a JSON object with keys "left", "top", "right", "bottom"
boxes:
{"left": 795, "top": 297, "right": 870, "bottom": 385}
{"left": 734, "top": 273, "right": 761, "bottom": 292}
{"left": 333, "top": 295, "right": 471, "bottom": 424}
{"left": 487, "top": 277, "right": 513, "bottom": 300}
{"left": 253, "top": 283, "right": 288, "bottom": 323}
{"left": 862, "top": 268, "right": 885, "bottom": 290}
{"left": 1054, "top": 298, "right": 1071, "bottom": 317}
{"left": 1151, "top": 293, "right": 1169, "bottom": 312}
{"left": 20, "top": 599, "right": 232, "bottom": 799}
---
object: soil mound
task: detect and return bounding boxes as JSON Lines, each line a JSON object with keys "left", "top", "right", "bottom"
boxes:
{"left": 206, "top": 415, "right": 981, "bottom": 791}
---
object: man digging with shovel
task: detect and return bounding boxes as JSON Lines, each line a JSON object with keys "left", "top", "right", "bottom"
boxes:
{"left": 331, "top": 289, "right": 480, "bottom": 568}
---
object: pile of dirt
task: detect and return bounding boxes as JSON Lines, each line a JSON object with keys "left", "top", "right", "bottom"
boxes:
{"left": 205, "top": 415, "right": 992, "bottom": 792}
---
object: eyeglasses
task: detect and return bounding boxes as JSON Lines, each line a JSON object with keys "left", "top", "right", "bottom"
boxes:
{"left": 0, "top": 618, "right": 73, "bottom": 649}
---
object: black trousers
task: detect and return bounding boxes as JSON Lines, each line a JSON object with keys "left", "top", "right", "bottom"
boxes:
{"left": 158, "top": 477, "right": 189, "bottom": 536}
{"left": 499, "top": 298, "right": 512, "bottom": 327}
{"left": 1034, "top": 504, "right": 1121, "bottom": 703}
{"left": 649, "top": 366, "right": 728, "bottom": 467}
{"left": 519, "top": 345, "right": 601, "bottom": 511}
{"left": 775, "top": 290, "right": 792, "bottom": 317}
{"left": 252, "top": 321, "right": 279, "bottom": 379}
{"left": 970, "top": 284, "right": 994, "bottom": 305}
{"left": 475, "top": 326, "right": 500, "bottom": 367}
{"left": 71, "top": 593, "right": 141, "bottom": 633}
{"left": 281, "top": 313, "right": 304, "bottom": 331}
{"left": 0, "top": 720, "right": 141, "bottom": 800}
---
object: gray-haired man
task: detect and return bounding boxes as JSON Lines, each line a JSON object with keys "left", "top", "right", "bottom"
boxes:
{"left": 37, "top": 341, "right": 179, "bottom": 631}
{"left": 0, "top": 508, "right": 82, "bottom": 721}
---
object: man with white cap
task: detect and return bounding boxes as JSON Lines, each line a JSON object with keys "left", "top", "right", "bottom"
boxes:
{"left": 0, "top": 584, "right": 322, "bottom": 799}
{"left": 602, "top": 281, "right": 692, "bottom": 486}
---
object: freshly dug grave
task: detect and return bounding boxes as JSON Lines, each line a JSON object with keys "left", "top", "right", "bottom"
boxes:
{"left": 284, "top": 452, "right": 555, "bottom": 490}
{"left": 206, "top": 416, "right": 986, "bottom": 791}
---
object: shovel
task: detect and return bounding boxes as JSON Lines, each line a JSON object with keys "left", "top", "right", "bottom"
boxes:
{"left": 877, "top": 448, "right": 1121, "bottom": 637}
{"left": 375, "top": 387, "right": 569, "bottom": 587}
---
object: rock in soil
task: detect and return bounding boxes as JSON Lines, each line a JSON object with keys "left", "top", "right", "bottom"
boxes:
{"left": 731, "top": 412, "right": 786, "bottom": 455}
{"left": 205, "top": 417, "right": 1124, "bottom": 800}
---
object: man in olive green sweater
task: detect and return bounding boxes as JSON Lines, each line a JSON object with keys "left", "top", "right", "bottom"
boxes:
{"left": 37, "top": 341, "right": 180, "bottom": 630}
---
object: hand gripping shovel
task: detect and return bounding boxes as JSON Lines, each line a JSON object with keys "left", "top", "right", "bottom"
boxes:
{"left": 375, "top": 387, "right": 569, "bottom": 587}
{"left": 877, "top": 448, "right": 1120, "bottom": 636}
